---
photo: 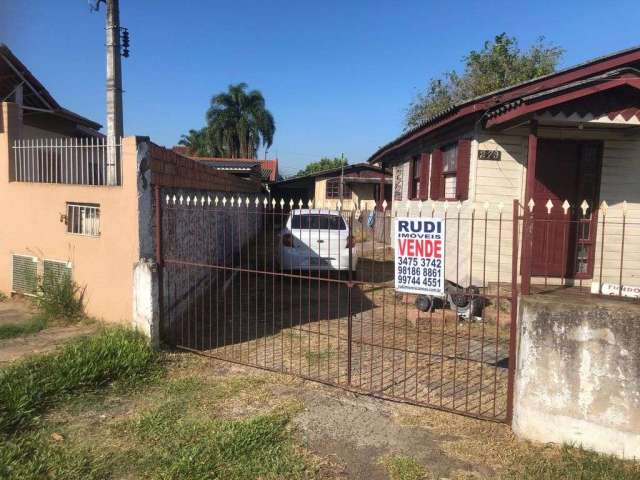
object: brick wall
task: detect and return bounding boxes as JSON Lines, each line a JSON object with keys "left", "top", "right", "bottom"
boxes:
{"left": 149, "top": 144, "right": 261, "bottom": 193}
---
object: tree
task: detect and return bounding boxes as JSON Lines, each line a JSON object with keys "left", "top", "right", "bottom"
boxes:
{"left": 296, "top": 156, "right": 347, "bottom": 176}
{"left": 178, "top": 128, "right": 213, "bottom": 156}
{"left": 405, "top": 34, "right": 564, "bottom": 129}
{"left": 206, "top": 83, "right": 275, "bottom": 158}
{"left": 179, "top": 83, "right": 275, "bottom": 158}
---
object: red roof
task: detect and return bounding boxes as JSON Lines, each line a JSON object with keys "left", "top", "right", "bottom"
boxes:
{"left": 368, "top": 45, "right": 640, "bottom": 164}
{"left": 171, "top": 148, "right": 279, "bottom": 181}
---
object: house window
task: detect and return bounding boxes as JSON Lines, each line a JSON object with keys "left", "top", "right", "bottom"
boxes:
{"left": 67, "top": 203, "right": 100, "bottom": 236}
{"left": 442, "top": 143, "right": 458, "bottom": 199}
{"left": 410, "top": 156, "right": 421, "bottom": 199}
{"left": 326, "top": 178, "right": 351, "bottom": 199}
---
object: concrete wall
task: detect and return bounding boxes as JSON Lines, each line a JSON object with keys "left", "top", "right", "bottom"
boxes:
{"left": 513, "top": 294, "right": 640, "bottom": 458}
{"left": 0, "top": 102, "right": 141, "bottom": 323}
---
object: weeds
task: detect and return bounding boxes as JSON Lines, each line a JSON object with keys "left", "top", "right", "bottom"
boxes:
{"left": 0, "top": 327, "right": 159, "bottom": 435}
{"left": 0, "top": 315, "right": 47, "bottom": 340}
{"left": 0, "top": 272, "right": 88, "bottom": 340}
{"left": 0, "top": 291, "right": 7, "bottom": 302}
{"left": 379, "top": 454, "right": 429, "bottom": 480}
{"left": 36, "top": 271, "right": 85, "bottom": 321}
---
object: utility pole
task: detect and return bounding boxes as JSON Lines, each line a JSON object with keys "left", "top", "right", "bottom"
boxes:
{"left": 105, "top": 0, "right": 123, "bottom": 185}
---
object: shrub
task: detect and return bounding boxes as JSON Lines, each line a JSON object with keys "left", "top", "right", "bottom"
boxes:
{"left": 0, "top": 291, "right": 8, "bottom": 302}
{"left": 0, "top": 327, "right": 159, "bottom": 435}
{"left": 36, "top": 271, "right": 85, "bottom": 321}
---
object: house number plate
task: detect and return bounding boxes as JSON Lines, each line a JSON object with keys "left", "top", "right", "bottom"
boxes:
{"left": 478, "top": 149, "right": 501, "bottom": 160}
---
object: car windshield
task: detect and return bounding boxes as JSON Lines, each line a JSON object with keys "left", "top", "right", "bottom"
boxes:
{"left": 290, "top": 214, "right": 346, "bottom": 230}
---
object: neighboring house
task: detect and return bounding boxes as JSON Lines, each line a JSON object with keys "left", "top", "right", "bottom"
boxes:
{"left": 271, "top": 163, "right": 391, "bottom": 210}
{"left": 0, "top": 44, "right": 102, "bottom": 138}
{"left": 0, "top": 45, "right": 261, "bottom": 324}
{"left": 368, "top": 45, "right": 640, "bottom": 291}
{"left": 172, "top": 147, "right": 280, "bottom": 183}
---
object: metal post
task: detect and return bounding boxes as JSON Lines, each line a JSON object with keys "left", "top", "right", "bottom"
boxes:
{"left": 521, "top": 120, "right": 538, "bottom": 295}
{"left": 506, "top": 199, "right": 520, "bottom": 424}
{"left": 377, "top": 175, "right": 385, "bottom": 210}
{"left": 154, "top": 185, "right": 165, "bottom": 343}
{"left": 106, "top": 0, "right": 123, "bottom": 185}
{"left": 346, "top": 209, "right": 353, "bottom": 385}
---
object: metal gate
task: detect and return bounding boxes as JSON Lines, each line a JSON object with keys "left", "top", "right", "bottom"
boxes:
{"left": 156, "top": 188, "right": 518, "bottom": 423}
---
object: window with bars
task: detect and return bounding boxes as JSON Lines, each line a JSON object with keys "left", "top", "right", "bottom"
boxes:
{"left": 67, "top": 203, "right": 100, "bottom": 236}
{"left": 442, "top": 143, "right": 458, "bottom": 199}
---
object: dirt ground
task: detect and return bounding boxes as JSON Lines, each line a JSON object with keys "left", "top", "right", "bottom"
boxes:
{"left": 0, "top": 297, "right": 95, "bottom": 365}
{"left": 0, "top": 296, "right": 34, "bottom": 326}
{"left": 164, "top": 232, "right": 513, "bottom": 421}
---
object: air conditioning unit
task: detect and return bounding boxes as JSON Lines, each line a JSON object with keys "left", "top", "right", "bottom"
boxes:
{"left": 43, "top": 259, "right": 73, "bottom": 287}
{"left": 11, "top": 254, "right": 38, "bottom": 296}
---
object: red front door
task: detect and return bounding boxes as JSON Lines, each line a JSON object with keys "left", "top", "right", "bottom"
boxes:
{"left": 531, "top": 140, "right": 602, "bottom": 278}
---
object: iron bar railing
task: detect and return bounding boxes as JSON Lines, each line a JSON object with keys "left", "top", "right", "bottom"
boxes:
{"left": 11, "top": 137, "right": 122, "bottom": 186}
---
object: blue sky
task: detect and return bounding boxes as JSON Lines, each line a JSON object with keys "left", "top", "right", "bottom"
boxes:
{"left": 2, "top": 1, "right": 639, "bottom": 175}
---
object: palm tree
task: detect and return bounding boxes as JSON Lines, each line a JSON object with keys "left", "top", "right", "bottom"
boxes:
{"left": 205, "top": 83, "right": 275, "bottom": 159}
{"left": 178, "top": 128, "right": 208, "bottom": 156}
{"left": 178, "top": 128, "right": 226, "bottom": 157}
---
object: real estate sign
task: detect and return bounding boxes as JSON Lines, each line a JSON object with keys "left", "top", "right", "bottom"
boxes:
{"left": 394, "top": 217, "right": 445, "bottom": 295}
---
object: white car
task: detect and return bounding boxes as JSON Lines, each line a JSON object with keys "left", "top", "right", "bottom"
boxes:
{"left": 279, "top": 209, "right": 358, "bottom": 272}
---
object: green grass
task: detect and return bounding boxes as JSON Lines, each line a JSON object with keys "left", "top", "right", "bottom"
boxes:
{"left": 117, "top": 401, "right": 310, "bottom": 479}
{"left": 379, "top": 454, "right": 428, "bottom": 480}
{"left": 0, "top": 327, "right": 159, "bottom": 435}
{"left": 0, "top": 430, "right": 112, "bottom": 480}
{"left": 0, "top": 315, "right": 47, "bottom": 340}
{"left": 502, "top": 444, "right": 640, "bottom": 480}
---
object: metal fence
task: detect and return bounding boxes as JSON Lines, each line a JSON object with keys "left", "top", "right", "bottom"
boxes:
{"left": 11, "top": 137, "right": 122, "bottom": 186}
{"left": 156, "top": 193, "right": 640, "bottom": 423}
{"left": 157, "top": 193, "right": 519, "bottom": 422}
{"left": 518, "top": 199, "right": 640, "bottom": 300}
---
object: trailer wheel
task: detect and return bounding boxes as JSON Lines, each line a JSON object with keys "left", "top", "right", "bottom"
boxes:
{"left": 415, "top": 295, "right": 434, "bottom": 312}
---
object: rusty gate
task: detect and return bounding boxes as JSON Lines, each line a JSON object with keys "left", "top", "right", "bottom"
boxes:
{"left": 156, "top": 189, "right": 519, "bottom": 423}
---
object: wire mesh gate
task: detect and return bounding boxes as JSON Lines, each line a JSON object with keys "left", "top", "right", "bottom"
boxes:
{"left": 156, "top": 190, "right": 518, "bottom": 423}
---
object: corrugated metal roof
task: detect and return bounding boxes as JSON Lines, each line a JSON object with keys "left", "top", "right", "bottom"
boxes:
{"left": 368, "top": 45, "right": 640, "bottom": 163}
